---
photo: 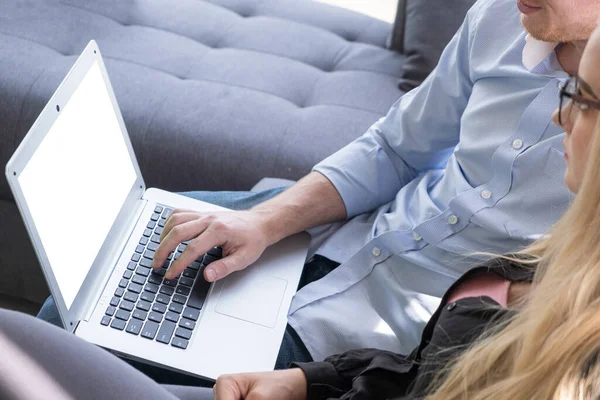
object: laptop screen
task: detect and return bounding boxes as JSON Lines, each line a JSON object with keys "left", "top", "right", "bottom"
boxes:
{"left": 18, "top": 61, "right": 137, "bottom": 309}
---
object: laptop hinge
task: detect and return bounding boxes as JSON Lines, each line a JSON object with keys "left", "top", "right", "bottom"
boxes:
{"left": 81, "top": 198, "right": 148, "bottom": 322}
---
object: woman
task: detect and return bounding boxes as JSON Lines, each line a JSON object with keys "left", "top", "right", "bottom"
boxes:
{"left": 211, "top": 25, "right": 600, "bottom": 400}
{"left": 3, "top": 23, "right": 600, "bottom": 400}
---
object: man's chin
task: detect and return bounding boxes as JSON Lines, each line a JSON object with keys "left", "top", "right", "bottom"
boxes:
{"left": 520, "top": 14, "right": 554, "bottom": 41}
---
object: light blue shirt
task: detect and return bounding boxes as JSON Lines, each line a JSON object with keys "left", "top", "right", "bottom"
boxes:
{"left": 287, "top": 0, "right": 573, "bottom": 361}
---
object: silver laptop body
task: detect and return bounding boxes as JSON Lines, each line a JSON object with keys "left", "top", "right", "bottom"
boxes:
{"left": 5, "top": 41, "right": 310, "bottom": 380}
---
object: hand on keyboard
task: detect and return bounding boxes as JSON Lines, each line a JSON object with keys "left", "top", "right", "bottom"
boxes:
{"left": 152, "top": 209, "right": 273, "bottom": 282}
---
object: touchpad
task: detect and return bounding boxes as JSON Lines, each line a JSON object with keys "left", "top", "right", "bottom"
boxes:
{"left": 215, "top": 271, "right": 288, "bottom": 328}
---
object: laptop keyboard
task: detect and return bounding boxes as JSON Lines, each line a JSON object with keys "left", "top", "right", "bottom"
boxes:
{"left": 100, "top": 205, "right": 221, "bottom": 350}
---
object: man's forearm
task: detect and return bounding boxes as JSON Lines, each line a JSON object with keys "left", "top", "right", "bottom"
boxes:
{"left": 252, "top": 172, "right": 347, "bottom": 245}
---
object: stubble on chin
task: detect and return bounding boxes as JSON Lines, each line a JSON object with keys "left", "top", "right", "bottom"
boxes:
{"left": 521, "top": 14, "right": 595, "bottom": 42}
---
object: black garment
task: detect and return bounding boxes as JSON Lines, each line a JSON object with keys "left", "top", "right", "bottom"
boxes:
{"left": 293, "top": 257, "right": 535, "bottom": 400}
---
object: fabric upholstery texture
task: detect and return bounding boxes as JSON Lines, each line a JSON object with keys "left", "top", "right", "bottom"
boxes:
{"left": 0, "top": 0, "right": 405, "bottom": 304}
{"left": 398, "top": 0, "right": 477, "bottom": 91}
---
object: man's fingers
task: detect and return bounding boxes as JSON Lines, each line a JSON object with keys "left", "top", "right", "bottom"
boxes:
{"left": 160, "top": 211, "right": 201, "bottom": 242}
{"left": 204, "top": 253, "right": 248, "bottom": 282}
{"left": 165, "top": 231, "right": 222, "bottom": 279}
{"left": 152, "top": 217, "right": 209, "bottom": 269}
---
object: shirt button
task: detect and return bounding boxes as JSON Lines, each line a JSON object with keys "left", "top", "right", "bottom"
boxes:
{"left": 412, "top": 232, "right": 423, "bottom": 241}
{"left": 512, "top": 139, "right": 523, "bottom": 150}
{"left": 447, "top": 302, "right": 457, "bottom": 311}
{"left": 447, "top": 215, "right": 459, "bottom": 225}
{"left": 480, "top": 190, "right": 492, "bottom": 199}
{"left": 371, "top": 247, "right": 381, "bottom": 257}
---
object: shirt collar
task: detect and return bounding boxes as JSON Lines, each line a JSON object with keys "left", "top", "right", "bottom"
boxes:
{"left": 522, "top": 34, "right": 559, "bottom": 71}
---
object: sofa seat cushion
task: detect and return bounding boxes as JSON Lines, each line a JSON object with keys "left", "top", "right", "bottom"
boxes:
{"left": 0, "top": 0, "right": 405, "bottom": 201}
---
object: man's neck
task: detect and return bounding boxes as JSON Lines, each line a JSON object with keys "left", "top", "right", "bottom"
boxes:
{"left": 556, "top": 40, "right": 587, "bottom": 75}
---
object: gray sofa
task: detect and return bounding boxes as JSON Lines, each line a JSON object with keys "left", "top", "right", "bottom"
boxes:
{"left": 0, "top": 0, "right": 474, "bottom": 311}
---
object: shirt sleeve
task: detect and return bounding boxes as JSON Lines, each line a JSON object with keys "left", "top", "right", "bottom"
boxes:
{"left": 292, "top": 348, "right": 414, "bottom": 400}
{"left": 313, "top": 4, "right": 478, "bottom": 218}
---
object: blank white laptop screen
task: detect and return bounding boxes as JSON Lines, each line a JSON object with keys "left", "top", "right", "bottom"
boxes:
{"left": 18, "top": 61, "right": 137, "bottom": 309}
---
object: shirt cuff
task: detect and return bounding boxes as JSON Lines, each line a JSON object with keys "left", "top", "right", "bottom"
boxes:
{"left": 291, "top": 362, "right": 346, "bottom": 399}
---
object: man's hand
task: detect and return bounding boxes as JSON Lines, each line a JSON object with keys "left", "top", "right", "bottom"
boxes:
{"left": 152, "top": 209, "right": 275, "bottom": 281}
{"left": 213, "top": 369, "right": 307, "bottom": 400}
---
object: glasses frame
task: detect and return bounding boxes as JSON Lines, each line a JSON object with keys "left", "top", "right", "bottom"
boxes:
{"left": 558, "top": 76, "right": 600, "bottom": 126}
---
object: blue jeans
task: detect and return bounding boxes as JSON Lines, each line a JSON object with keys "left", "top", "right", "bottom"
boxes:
{"left": 38, "top": 189, "right": 339, "bottom": 384}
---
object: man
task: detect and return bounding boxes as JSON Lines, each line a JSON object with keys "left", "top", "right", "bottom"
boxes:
{"left": 39, "top": 0, "right": 599, "bottom": 372}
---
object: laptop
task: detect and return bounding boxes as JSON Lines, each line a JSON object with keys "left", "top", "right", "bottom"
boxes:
{"left": 5, "top": 41, "right": 310, "bottom": 380}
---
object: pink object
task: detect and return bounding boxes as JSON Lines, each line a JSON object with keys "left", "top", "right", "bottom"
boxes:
{"left": 446, "top": 272, "right": 511, "bottom": 307}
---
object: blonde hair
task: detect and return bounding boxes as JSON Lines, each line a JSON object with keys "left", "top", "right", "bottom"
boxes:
{"left": 426, "top": 116, "right": 600, "bottom": 400}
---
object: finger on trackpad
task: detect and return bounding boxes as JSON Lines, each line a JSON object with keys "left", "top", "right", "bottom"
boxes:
{"left": 215, "top": 272, "right": 288, "bottom": 328}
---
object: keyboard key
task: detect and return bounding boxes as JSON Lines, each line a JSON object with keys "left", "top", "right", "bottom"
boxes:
{"left": 139, "top": 258, "right": 153, "bottom": 268}
{"left": 120, "top": 301, "right": 135, "bottom": 312}
{"left": 128, "top": 282, "right": 143, "bottom": 294}
{"left": 154, "top": 205, "right": 163, "bottom": 214}
{"left": 160, "top": 286, "right": 174, "bottom": 296}
{"left": 114, "top": 287, "right": 125, "bottom": 298}
{"left": 148, "top": 311, "right": 163, "bottom": 323}
{"left": 208, "top": 247, "right": 223, "bottom": 257}
{"left": 158, "top": 218, "right": 166, "bottom": 228}
{"left": 175, "top": 327, "right": 192, "bottom": 340}
{"left": 132, "top": 309, "right": 148, "bottom": 321}
{"left": 176, "top": 286, "right": 191, "bottom": 296}
{"left": 179, "top": 318, "right": 196, "bottom": 331}
{"left": 126, "top": 319, "right": 143, "bottom": 335}
{"left": 172, "top": 294, "right": 187, "bottom": 305}
{"left": 137, "top": 300, "right": 152, "bottom": 312}
{"left": 152, "top": 303, "right": 167, "bottom": 314}
{"left": 131, "top": 253, "right": 141, "bottom": 262}
{"left": 164, "top": 278, "right": 178, "bottom": 287}
{"left": 141, "top": 321, "right": 160, "bottom": 339}
{"left": 169, "top": 303, "right": 183, "bottom": 314}
{"left": 165, "top": 311, "right": 179, "bottom": 323}
{"left": 202, "top": 254, "right": 219, "bottom": 265}
{"left": 124, "top": 291, "right": 138, "bottom": 303}
{"left": 143, "top": 229, "right": 152, "bottom": 237}
{"left": 123, "top": 270, "right": 133, "bottom": 279}
{"left": 167, "top": 252, "right": 174, "bottom": 261}
{"left": 177, "top": 243, "right": 187, "bottom": 253}
{"left": 162, "top": 208, "right": 173, "bottom": 218}
{"left": 189, "top": 261, "right": 202, "bottom": 271}
{"left": 105, "top": 306, "right": 116, "bottom": 316}
{"left": 110, "top": 296, "right": 120, "bottom": 307}
{"left": 148, "top": 274, "right": 162, "bottom": 285}
{"left": 151, "top": 234, "right": 161, "bottom": 244}
{"left": 139, "top": 236, "right": 149, "bottom": 246}
{"left": 182, "top": 307, "right": 200, "bottom": 321}
{"left": 110, "top": 319, "right": 126, "bottom": 331}
{"left": 118, "top": 279, "right": 128, "bottom": 288}
{"left": 187, "top": 278, "right": 211, "bottom": 310}
{"left": 132, "top": 274, "right": 146, "bottom": 285}
{"left": 155, "top": 268, "right": 166, "bottom": 277}
{"left": 101, "top": 316, "right": 111, "bottom": 326}
{"left": 171, "top": 337, "right": 189, "bottom": 349}
{"left": 179, "top": 277, "right": 194, "bottom": 287}
{"left": 147, "top": 221, "right": 156, "bottom": 230}
{"left": 151, "top": 213, "right": 160, "bottom": 222}
{"left": 174, "top": 252, "right": 181, "bottom": 260}
{"left": 135, "top": 245, "right": 145, "bottom": 254}
{"left": 183, "top": 268, "right": 197, "bottom": 279}
{"left": 156, "top": 321, "right": 176, "bottom": 344}
{"left": 147, "top": 241, "right": 158, "bottom": 252}
{"left": 156, "top": 294, "right": 170, "bottom": 305}
{"left": 155, "top": 227, "right": 164, "bottom": 236}
{"left": 115, "top": 309, "right": 131, "bottom": 321}
{"left": 140, "top": 291, "right": 155, "bottom": 303}
{"left": 136, "top": 266, "right": 151, "bottom": 277}
{"left": 143, "top": 250, "right": 155, "bottom": 260}
{"left": 127, "top": 261, "right": 137, "bottom": 271}
{"left": 145, "top": 283, "right": 160, "bottom": 294}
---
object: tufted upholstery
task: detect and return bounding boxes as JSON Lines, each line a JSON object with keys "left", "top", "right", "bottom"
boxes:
{"left": 0, "top": 0, "right": 405, "bottom": 304}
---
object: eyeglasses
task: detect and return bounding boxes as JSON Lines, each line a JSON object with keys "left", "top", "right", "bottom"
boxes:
{"left": 558, "top": 76, "right": 600, "bottom": 126}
